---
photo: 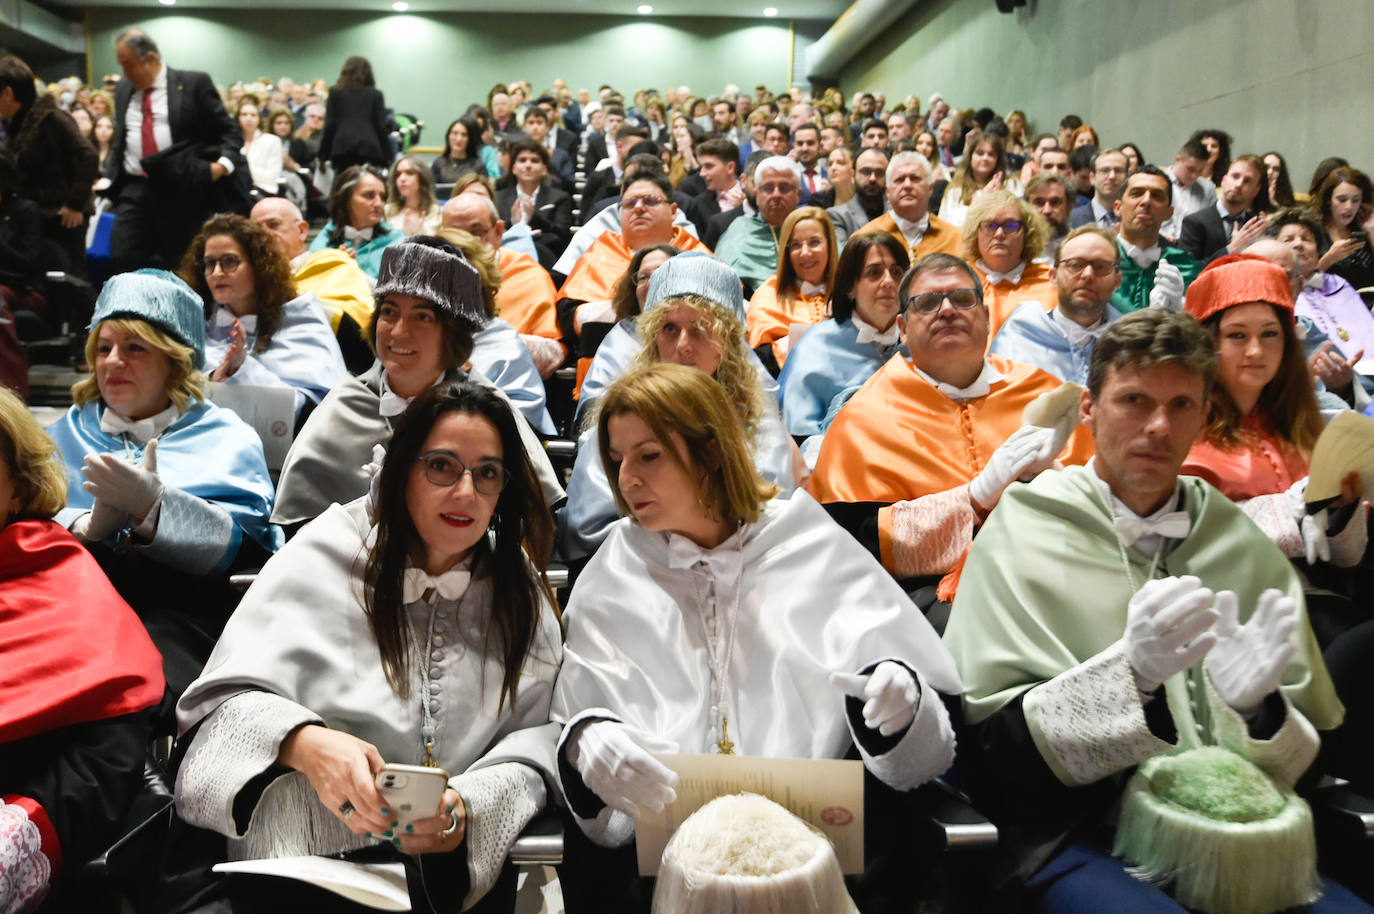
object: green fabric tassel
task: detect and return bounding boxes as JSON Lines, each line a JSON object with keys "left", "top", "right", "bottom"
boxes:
{"left": 1113, "top": 747, "right": 1321, "bottom": 914}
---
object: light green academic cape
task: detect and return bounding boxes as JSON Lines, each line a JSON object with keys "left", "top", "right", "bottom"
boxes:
{"left": 715, "top": 213, "right": 780, "bottom": 290}
{"left": 945, "top": 465, "right": 1342, "bottom": 738}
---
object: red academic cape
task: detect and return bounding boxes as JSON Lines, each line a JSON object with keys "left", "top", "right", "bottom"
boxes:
{"left": 858, "top": 212, "right": 963, "bottom": 261}
{"left": 746, "top": 275, "right": 830, "bottom": 366}
{"left": 807, "top": 353, "right": 1096, "bottom": 566}
{"left": 557, "top": 226, "right": 710, "bottom": 303}
{"left": 1, "top": 520, "right": 164, "bottom": 745}
{"left": 1182, "top": 414, "right": 1310, "bottom": 501}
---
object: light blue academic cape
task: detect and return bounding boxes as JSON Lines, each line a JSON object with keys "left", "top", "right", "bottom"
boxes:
{"left": 471, "top": 317, "right": 557, "bottom": 436}
{"left": 204, "top": 292, "right": 348, "bottom": 419}
{"left": 574, "top": 320, "right": 781, "bottom": 429}
{"left": 48, "top": 399, "right": 280, "bottom": 573}
{"left": 778, "top": 317, "right": 905, "bottom": 438}
{"left": 989, "top": 302, "right": 1122, "bottom": 385}
{"left": 308, "top": 221, "right": 406, "bottom": 278}
{"left": 558, "top": 402, "right": 797, "bottom": 562}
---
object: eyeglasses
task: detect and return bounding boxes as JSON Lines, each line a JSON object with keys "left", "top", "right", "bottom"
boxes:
{"left": 202, "top": 254, "right": 243, "bottom": 274}
{"left": 1058, "top": 258, "right": 1119, "bottom": 276}
{"left": 905, "top": 288, "right": 981, "bottom": 314}
{"left": 622, "top": 195, "right": 668, "bottom": 210}
{"left": 978, "top": 220, "right": 1024, "bottom": 236}
{"left": 416, "top": 450, "right": 509, "bottom": 495}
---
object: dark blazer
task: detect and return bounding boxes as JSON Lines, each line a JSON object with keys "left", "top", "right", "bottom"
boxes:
{"left": 7, "top": 94, "right": 97, "bottom": 214}
{"left": 704, "top": 205, "right": 746, "bottom": 250}
{"left": 496, "top": 184, "right": 574, "bottom": 254}
{"left": 686, "top": 189, "right": 721, "bottom": 237}
{"left": 548, "top": 147, "right": 576, "bottom": 191}
{"left": 317, "top": 86, "right": 391, "bottom": 168}
{"left": 581, "top": 165, "right": 621, "bottom": 212}
{"left": 584, "top": 131, "right": 610, "bottom": 171}
{"left": 106, "top": 66, "right": 243, "bottom": 194}
{"left": 1179, "top": 206, "right": 1237, "bottom": 265}
{"left": 550, "top": 126, "right": 578, "bottom": 158}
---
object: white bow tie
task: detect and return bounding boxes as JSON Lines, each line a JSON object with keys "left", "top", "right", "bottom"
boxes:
{"left": 665, "top": 533, "right": 743, "bottom": 583}
{"left": 1125, "top": 244, "right": 1162, "bottom": 270}
{"left": 1303, "top": 272, "right": 1324, "bottom": 292}
{"left": 855, "top": 320, "right": 900, "bottom": 347}
{"left": 1114, "top": 512, "right": 1191, "bottom": 547}
{"left": 379, "top": 388, "right": 410, "bottom": 418}
{"left": 213, "top": 308, "right": 258, "bottom": 335}
{"left": 100, "top": 405, "right": 178, "bottom": 446}
{"left": 980, "top": 263, "right": 1025, "bottom": 286}
{"left": 800, "top": 281, "right": 827, "bottom": 298}
{"left": 402, "top": 566, "right": 472, "bottom": 604}
{"left": 343, "top": 225, "right": 374, "bottom": 243}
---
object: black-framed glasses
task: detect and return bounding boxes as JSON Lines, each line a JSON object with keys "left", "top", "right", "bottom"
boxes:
{"left": 202, "top": 254, "right": 243, "bottom": 274}
{"left": 1058, "top": 258, "right": 1119, "bottom": 276}
{"left": 978, "top": 220, "right": 1024, "bottom": 236}
{"left": 905, "top": 288, "right": 981, "bottom": 314}
{"left": 416, "top": 450, "right": 509, "bottom": 495}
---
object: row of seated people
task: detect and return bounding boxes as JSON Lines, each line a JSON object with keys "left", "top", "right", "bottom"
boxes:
{"left": 3, "top": 173, "right": 1374, "bottom": 911}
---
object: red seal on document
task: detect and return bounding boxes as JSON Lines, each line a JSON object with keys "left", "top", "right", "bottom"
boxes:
{"left": 821, "top": 806, "right": 853, "bottom": 826}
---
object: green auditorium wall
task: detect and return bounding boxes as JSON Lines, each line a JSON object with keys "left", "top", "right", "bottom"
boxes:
{"left": 87, "top": 9, "right": 828, "bottom": 149}
{"left": 837, "top": 0, "right": 1374, "bottom": 188}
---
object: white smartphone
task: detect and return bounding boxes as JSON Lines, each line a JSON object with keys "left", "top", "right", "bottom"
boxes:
{"left": 376, "top": 763, "right": 450, "bottom": 828}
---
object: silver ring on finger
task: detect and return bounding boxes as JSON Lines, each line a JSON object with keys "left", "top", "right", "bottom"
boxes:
{"left": 339, "top": 800, "right": 356, "bottom": 818}
{"left": 441, "top": 810, "right": 460, "bottom": 837}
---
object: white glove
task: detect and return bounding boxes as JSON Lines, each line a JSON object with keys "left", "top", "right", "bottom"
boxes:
{"left": 830, "top": 662, "right": 921, "bottom": 737}
{"left": 1148, "top": 257, "right": 1185, "bottom": 310}
{"left": 569, "top": 720, "right": 679, "bottom": 817}
{"left": 968, "top": 424, "right": 1057, "bottom": 512}
{"left": 81, "top": 439, "right": 164, "bottom": 524}
{"left": 1285, "top": 478, "right": 1330, "bottom": 564}
{"left": 72, "top": 500, "right": 131, "bottom": 543}
{"left": 1123, "top": 575, "right": 1219, "bottom": 693}
{"left": 1205, "top": 590, "right": 1297, "bottom": 717}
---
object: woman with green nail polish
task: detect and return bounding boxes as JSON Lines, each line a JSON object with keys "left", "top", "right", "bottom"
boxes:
{"left": 173, "top": 305, "right": 566, "bottom": 914}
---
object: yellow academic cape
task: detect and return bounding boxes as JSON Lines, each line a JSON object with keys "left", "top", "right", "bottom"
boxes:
{"left": 807, "top": 353, "right": 1095, "bottom": 567}
{"left": 557, "top": 226, "right": 709, "bottom": 303}
{"left": 746, "top": 275, "right": 830, "bottom": 366}
{"left": 291, "top": 249, "right": 375, "bottom": 334}
{"left": 978, "top": 260, "right": 1057, "bottom": 338}
{"left": 497, "top": 247, "right": 562, "bottom": 345}
{"left": 857, "top": 212, "right": 963, "bottom": 261}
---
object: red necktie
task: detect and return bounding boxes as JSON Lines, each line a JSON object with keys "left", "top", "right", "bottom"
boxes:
{"left": 141, "top": 89, "right": 158, "bottom": 158}
{"left": 805, "top": 170, "right": 815, "bottom": 194}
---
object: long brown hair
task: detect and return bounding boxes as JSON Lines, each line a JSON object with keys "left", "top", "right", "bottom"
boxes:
{"left": 948, "top": 134, "right": 1008, "bottom": 206}
{"left": 1202, "top": 306, "right": 1323, "bottom": 453}
{"left": 179, "top": 213, "right": 296, "bottom": 353}
{"left": 775, "top": 206, "right": 837, "bottom": 308}
{"left": 365, "top": 381, "right": 555, "bottom": 709}
{"left": 612, "top": 243, "right": 681, "bottom": 322}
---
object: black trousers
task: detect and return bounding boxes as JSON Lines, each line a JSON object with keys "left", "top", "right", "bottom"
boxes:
{"left": 109, "top": 178, "right": 211, "bottom": 273}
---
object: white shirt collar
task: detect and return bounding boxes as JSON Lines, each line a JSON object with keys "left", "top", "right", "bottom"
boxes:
{"left": 100, "top": 403, "right": 179, "bottom": 446}
{"left": 1121, "top": 240, "right": 1162, "bottom": 270}
{"left": 289, "top": 251, "right": 310, "bottom": 271}
{"left": 1051, "top": 306, "right": 1110, "bottom": 348}
{"left": 1090, "top": 198, "right": 1117, "bottom": 225}
{"left": 1303, "top": 272, "right": 1325, "bottom": 292}
{"left": 852, "top": 313, "right": 900, "bottom": 347}
{"left": 378, "top": 371, "right": 444, "bottom": 418}
{"left": 1087, "top": 458, "right": 1188, "bottom": 557}
{"left": 976, "top": 259, "right": 1026, "bottom": 286}
{"left": 891, "top": 211, "right": 929, "bottom": 246}
{"left": 911, "top": 359, "right": 1003, "bottom": 402}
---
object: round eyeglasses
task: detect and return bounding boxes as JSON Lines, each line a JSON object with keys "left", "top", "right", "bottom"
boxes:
{"left": 415, "top": 451, "right": 509, "bottom": 495}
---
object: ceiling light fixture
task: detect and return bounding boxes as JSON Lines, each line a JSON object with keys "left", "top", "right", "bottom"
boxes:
{"left": 158, "top": 0, "right": 176, "bottom": 6}
{"left": 763, "top": 6, "right": 778, "bottom": 15}
{"left": 392, "top": 1, "right": 409, "bottom": 10}
{"left": 637, "top": 4, "right": 653, "bottom": 12}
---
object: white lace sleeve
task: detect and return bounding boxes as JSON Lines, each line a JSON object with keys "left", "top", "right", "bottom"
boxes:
{"left": 133, "top": 485, "right": 237, "bottom": 575}
{"left": 0, "top": 800, "right": 49, "bottom": 914}
{"left": 1237, "top": 493, "right": 1305, "bottom": 559}
{"left": 1204, "top": 672, "right": 1319, "bottom": 789}
{"left": 1023, "top": 641, "right": 1177, "bottom": 786}
{"left": 847, "top": 663, "right": 956, "bottom": 792}
{"left": 451, "top": 763, "right": 546, "bottom": 910}
{"left": 1328, "top": 502, "right": 1369, "bottom": 568}
{"left": 175, "top": 690, "right": 320, "bottom": 837}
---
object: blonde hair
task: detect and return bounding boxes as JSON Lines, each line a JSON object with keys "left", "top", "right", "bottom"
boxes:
{"left": 0, "top": 387, "right": 68, "bottom": 521}
{"left": 72, "top": 318, "right": 205, "bottom": 412}
{"left": 775, "top": 206, "right": 838, "bottom": 309}
{"left": 435, "top": 227, "right": 502, "bottom": 317}
{"left": 960, "top": 190, "right": 1048, "bottom": 265}
{"left": 597, "top": 364, "right": 777, "bottom": 528}
{"left": 632, "top": 294, "right": 766, "bottom": 436}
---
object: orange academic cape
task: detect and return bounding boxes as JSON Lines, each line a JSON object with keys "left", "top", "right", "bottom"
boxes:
{"left": 746, "top": 275, "right": 830, "bottom": 366}
{"left": 807, "top": 353, "right": 1095, "bottom": 572}
{"left": 497, "top": 247, "right": 562, "bottom": 343}
{"left": 978, "top": 260, "right": 1056, "bottom": 337}
{"left": 557, "top": 226, "right": 709, "bottom": 303}
{"left": 857, "top": 212, "right": 962, "bottom": 261}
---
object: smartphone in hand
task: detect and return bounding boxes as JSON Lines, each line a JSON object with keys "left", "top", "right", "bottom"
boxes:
{"left": 376, "top": 764, "right": 450, "bottom": 828}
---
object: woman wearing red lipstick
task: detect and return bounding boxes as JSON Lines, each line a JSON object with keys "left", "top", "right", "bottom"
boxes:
{"left": 176, "top": 381, "right": 562, "bottom": 913}
{"left": 1181, "top": 255, "right": 1367, "bottom": 627}
{"left": 552, "top": 362, "right": 960, "bottom": 913}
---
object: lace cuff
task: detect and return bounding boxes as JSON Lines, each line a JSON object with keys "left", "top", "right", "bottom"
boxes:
{"left": 556, "top": 710, "right": 637, "bottom": 848}
{"left": 0, "top": 800, "right": 50, "bottom": 914}
{"left": 846, "top": 662, "right": 956, "bottom": 791}
{"left": 1237, "top": 493, "right": 1304, "bottom": 559}
{"left": 133, "top": 485, "right": 239, "bottom": 575}
{"left": 1328, "top": 502, "right": 1369, "bottom": 568}
{"left": 452, "top": 763, "right": 545, "bottom": 909}
{"left": 1205, "top": 671, "right": 1319, "bottom": 789}
{"left": 878, "top": 484, "right": 978, "bottom": 577}
{"left": 519, "top": 334, "right": 567, "bottom": 377}
{"left": 1023, "top": 641, "right": 1177, "bottom": 786}
{"left": 175, "top": 690, "right": 320, "bottom": 838}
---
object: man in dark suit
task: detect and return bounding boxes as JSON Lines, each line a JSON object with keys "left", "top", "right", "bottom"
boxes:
{"left": 519, "top": 106, "right": 575, "bottom": 191}
{"left": 496, "top": 140, "right": 574, "bottom": 259}
{"left": 106, "top": 28, "right": 247, "bottom": 272}
{"left": 685, "top": 137, "right": 741, "bottom": 237}
{"left": 582, "top": 124, "right": 650, "bottom": 212}
{"left": 1179, "top": 154, "right": 1269, "bottom": 266}
{"left": 583, "top": 105, "right": 625, "bottom": 174}
{"left": 534, "top": 95, "right": 578, "bottom": 158}
{"left": 704, "top": 149, "right": 768, "bottom": 249}
{"left": 1069, "top": 148, "right": 1127, "bottom": 230}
